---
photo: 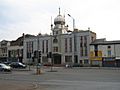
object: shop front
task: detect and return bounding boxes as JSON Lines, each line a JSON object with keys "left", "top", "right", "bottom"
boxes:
{"left": 102, "top": 57, "right": 115, "bottom": 67}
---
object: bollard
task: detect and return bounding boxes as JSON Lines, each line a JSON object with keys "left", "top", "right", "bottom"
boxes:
{"left": 36, "top": 63, "right": 42, "bottom": 75}
{"left": 36, "top": 68, "right": 41, "bottom": 75}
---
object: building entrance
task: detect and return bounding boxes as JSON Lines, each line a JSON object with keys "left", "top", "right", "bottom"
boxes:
{"left": 52, "top": 53, "right": 61, "bottom": 64}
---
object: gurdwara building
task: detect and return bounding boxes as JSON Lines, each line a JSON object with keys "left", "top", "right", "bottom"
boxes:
{"left": 23, "top": 9, "right": 96, "bottom": 66}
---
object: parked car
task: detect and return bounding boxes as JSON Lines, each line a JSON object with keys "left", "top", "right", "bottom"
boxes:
{"left": 72, "top": 63, "right": 81, "bottom": 67}
{"left": 10, "top": 62, "right": 27, "bottom": 68}
{"left": 43, "top": 63, "right": 52, "bottom": 66}
{"left": 3, "top": 61, "right": 11, "bottom": 66}
{"left": 36, "top": 63, "right": 42, "bottom": 67}
{"left": 0, "top": 63, "right": 12, "bottom": 72}
{"left": 65, "top": 63, "right": 73, "bottom": 68}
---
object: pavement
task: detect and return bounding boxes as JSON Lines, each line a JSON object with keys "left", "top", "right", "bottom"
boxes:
{"left": 0, "top": 66, "right": 120, "bottom": 90}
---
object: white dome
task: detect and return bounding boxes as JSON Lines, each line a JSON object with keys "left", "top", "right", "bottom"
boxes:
{"left": 54, "top": 15, "right": 65, "bottom": 25}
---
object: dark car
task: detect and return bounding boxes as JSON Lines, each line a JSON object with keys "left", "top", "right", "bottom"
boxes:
{"left": 0, "top": 63, "right": 12, "bottom": 72}
{"left": 3, "top": 61, "right": 11, "bottom": 66}
{"left": 36, "top": 63, "right": 42, "bottom": 67}
{"left": 72, "top": 63, "right": 81, "bottom": 67}
{"left": 10, "top": 62, "right": 27, "bottom": 68}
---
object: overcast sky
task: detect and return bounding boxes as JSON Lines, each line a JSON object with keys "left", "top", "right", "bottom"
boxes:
{"left": 0, "top": 0, "right": 120, "bottom": 41}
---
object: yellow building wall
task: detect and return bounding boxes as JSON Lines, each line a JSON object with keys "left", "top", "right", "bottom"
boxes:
{"left": 90, "top": 51, "right": 102, "bottom": 61}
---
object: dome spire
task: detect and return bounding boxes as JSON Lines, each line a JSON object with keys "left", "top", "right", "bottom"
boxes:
{"left": 59, "top": 7, "right": 60, "bottom": 15}
{"left": 54, "top": 7, "right": 65, "bottom": 25}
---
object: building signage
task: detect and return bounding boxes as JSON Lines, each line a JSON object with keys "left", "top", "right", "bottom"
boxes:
{"left": 103, "top": 57, "right": 115, "bottom": 61}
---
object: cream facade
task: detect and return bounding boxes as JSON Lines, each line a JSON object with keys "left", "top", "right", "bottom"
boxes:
{"left": 23, "top": 11, "right": 96, "bottom": 66}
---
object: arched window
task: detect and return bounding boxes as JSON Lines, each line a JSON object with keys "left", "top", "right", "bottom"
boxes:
{"left": 53, "top": 37, "right": 58, "bottom": 43}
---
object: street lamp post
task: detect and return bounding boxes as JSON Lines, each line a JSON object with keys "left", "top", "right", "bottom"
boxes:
{"left": 68, "top": 14, "right": 75, "bottom": 31}
{"left": 68, "top": 14, "right": 76, "bottom": 64}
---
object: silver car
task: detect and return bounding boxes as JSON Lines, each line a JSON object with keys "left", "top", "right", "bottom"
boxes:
{"left": 0, "top": 63, "right": 12, "bottom": 72}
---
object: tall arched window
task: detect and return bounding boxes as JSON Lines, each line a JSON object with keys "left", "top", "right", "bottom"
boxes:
{"left": 53, "top": 37, "right": 58, "bottom": 43}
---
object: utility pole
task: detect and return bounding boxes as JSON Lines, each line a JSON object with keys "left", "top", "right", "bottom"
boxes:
{"left": 68, "top": 14, "right": 75, "bottom": 31}
{"left": 68, "top": 14, "right": 76, "bottom": 64}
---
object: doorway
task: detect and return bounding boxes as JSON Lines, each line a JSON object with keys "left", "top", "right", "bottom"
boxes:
{"left": 52, "top": 53, "right": 61, "bottom": 64}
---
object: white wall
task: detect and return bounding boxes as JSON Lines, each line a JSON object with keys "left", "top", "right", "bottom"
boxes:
{"left": 115, "top": 44, "right": 120, "bottom": 57}
{"left": 93, "top": 44, "right": 120, "bottom": 58}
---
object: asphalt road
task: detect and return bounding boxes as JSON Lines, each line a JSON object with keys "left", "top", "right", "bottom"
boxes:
{"left": 0, "top": 67, "right": 120, "bottom": 90}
